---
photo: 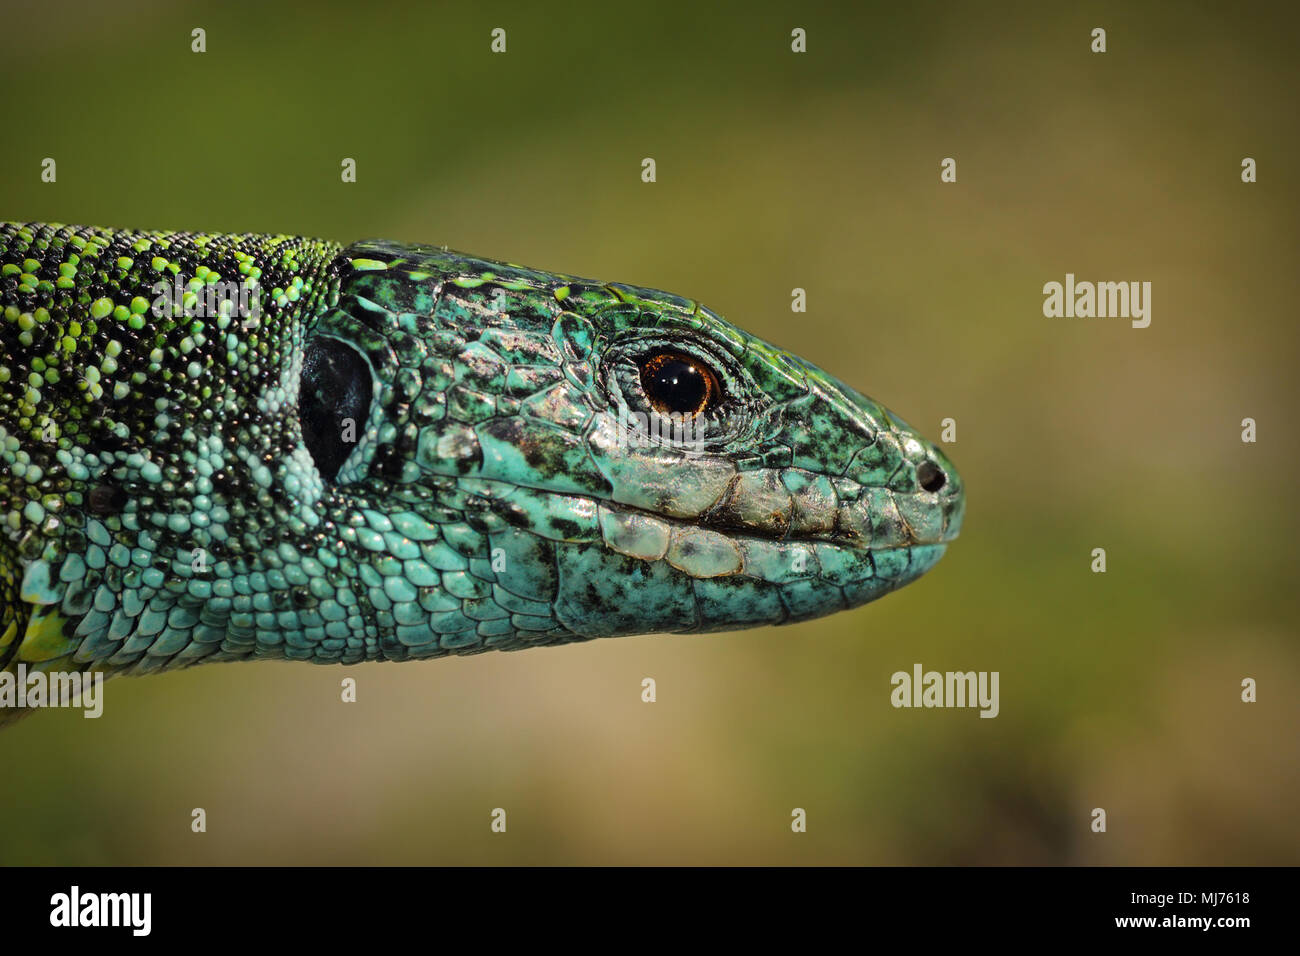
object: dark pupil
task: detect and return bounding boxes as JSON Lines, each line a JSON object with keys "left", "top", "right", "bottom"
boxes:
{"left": 643, "top": 357, "right": 708, "bottom": 414}
{"left": 299, "top": 337, "right": 371, "bottom": 482}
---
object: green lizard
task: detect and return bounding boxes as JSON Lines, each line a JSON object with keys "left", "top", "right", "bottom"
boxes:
{"left": 0, "top": 222, "right": 963, "bottom": 720}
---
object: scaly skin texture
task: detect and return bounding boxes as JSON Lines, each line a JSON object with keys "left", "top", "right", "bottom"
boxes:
{"left": 0, "top": 222, "right": 963, "bottom": 717}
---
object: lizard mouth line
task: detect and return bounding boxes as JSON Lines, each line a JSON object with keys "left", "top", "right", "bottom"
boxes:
{"left": 584, "top": 497, "right": 952, "bottom": 586}
{"left": 611, "top": 500, "right": 955, "bottom": 551}
{"left": 476, "top": 482, "right": 958, "bottom": 556}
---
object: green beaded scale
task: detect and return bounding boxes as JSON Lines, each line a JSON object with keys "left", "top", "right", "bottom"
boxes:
{"left": 0, "top": 222, "right": 963, "bottom": 718}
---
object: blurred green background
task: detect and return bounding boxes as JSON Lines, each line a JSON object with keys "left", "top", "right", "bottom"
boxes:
{"left": 1, "top": 0, "right": 1296, "bottom": 865}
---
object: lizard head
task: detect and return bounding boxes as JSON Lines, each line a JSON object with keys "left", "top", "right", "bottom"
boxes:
{"left": 0, "top": 224, "right": 962, "bottom": 682}
{"left": 299, "top": 241, "right": 964, "bottom": 651}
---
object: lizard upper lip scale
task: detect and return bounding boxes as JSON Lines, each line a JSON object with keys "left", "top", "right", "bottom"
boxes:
{"left": 0, "top": 222, "right": 962, "bottom": 712}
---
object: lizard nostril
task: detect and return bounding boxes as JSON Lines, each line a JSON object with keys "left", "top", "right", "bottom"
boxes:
{"left": 917, "top": 460, "right": 946, "bottom": 493}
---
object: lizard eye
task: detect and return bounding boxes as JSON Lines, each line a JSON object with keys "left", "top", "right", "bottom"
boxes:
{"left": 639, "top": 350, "right": 720, "bottom": 418}
{"left": 299, "top": 337, "right": 372, "bottom": 482}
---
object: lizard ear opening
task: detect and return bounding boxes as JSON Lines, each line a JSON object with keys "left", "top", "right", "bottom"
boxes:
{"left": 298, "top": 336, "right": 372, "bottom": 482}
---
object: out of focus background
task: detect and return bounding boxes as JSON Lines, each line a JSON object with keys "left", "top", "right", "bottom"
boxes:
{"left": 0, "top": 0, "right": 1295, "bottom": 865}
